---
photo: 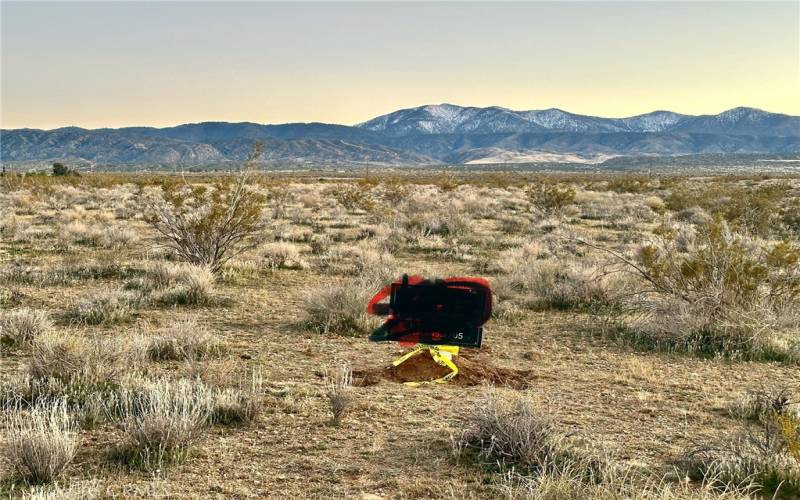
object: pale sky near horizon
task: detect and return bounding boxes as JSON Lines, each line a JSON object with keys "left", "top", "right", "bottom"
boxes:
{"left": 1, "top": 1, "right": 798, "bottom": 129}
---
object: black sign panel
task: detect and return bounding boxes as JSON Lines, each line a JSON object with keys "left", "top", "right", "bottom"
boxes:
{"left": 368, "top": 276, "right": 492, "bottom": 348}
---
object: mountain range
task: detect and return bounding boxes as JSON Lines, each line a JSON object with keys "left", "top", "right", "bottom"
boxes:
{"left": 2, "top": 104, "right": 799, "bottom": 167}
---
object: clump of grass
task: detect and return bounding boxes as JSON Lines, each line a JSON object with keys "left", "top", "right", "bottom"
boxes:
{"left": 319, "top": 246, "right": 397, "bottom": 283}
{"left": 210, "top": 370, "right": 264, "bottom": 425}
{"left": 675, "top": 206, "right": 713, "bottom": 226}
{"left": 492, "top": 299, "right": 526, "bottom": 325}
{"left": 403, "top": 200, "right": 471, "bottom": 238}
{"left": 129, "top": 262, "right": 217, "bottom": 306}
{"left": 218, "top": 258, "right": 260, "bottom": 284}
{"left": 260, "top": 242, "right": 308, "bottom": 270}
{"left": 679, "top": 427, "right": 799, "bottom": 498}
{"left": 0, "top": 265, "right": 74, "bottom": 287}
{"left": 325, "top": 183, "right": 376, "bottom": 211}
{"left": 110, "top": 378, "right": 215, "bottom": 470}
{"left": 496, "top": 215, "right": 531, "bottom": 235}
{"left": 499, "top": 258, "right": 624, "bottom": 312}
{"left": 454, "top": 390, "right": 757, "bottom": 498}
{"left": 152, "top": 265, "right": 216, "bottom": 306}
{"left": 0, "top": 287, "right": 24, "bottom": 308}
{"left": 679, "top": 390, "right": 800, "bottom": 498}
{"left": 0, "top": 214, "right": 19, "bottom": 239}
{"left": 302, "top": 278, "right": 377, "bottom": 335}
{"left": 146, "top": 319, "right": 225, "bottom": 361}
{"left": 62, "top": 221, "right": 135, "bottom": 249}
{"left": 454, "top": 390, "right": 618, "bottom": 487}
{"left": 12, "top": 331, "right": 141, "bottom": 414}
{"left": 325, "top": 363, "right": 352, "bottom": 427}
{"left": 28, "top": 332, "right": 126, "bottom": 384}
{"left": 20, "top": 481, "right": 100, "bottom": 500}
{"left": 1, "top": 308, "right": 53, "bottom": 347}
{"left": 308, "top": 233, "right": 332, "bottom": 255}
{"left": 728, "top": 386, "right": 792, "bottom": 422}
{"left": 69, "top": 290, "right": 136, "bottom": 325}
{"left": 3, "top": 399, "right": 79, "bottom": 484}
{"left": 492, "top": 467, "right": 748, "bottom": 499}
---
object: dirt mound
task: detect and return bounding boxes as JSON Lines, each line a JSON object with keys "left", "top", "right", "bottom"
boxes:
{"left": 352, "top": 349, "right": 533, "bottom": 388}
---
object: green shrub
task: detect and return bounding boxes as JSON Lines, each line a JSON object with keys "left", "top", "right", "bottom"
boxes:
{"left": 665, "top": 182, "right": 790, "bottom": 237}
{"left": 604, "top": 175, "right": 653, "bottom": 194}
{"left": 146, "top": 147, "right": 266, "bottom": 274}
{"left": 624, "top": 218, "right": 800, "bottom": 360}
{"left": 526, "top": 184, "right": 576, "bottom": 214}
{"left": 327, "top": 184, "right": 375, "bottom": 211}
{"left": 51, "top": 163, "right": 78, "bottom": 177}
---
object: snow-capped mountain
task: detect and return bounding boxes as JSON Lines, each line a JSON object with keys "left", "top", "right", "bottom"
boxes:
{"left": 356, "top": 104, "right": 548, "bottom": 135}
{"left": 616, "top": 111, "right": 689, "bottom": 132}
{"left": 3, "top": 105, "right": 798, "bottom": 166}
{"left": 671, "top": 107, "right": 800, "bottom": 136}
{"left": 358, "top": 104, "right": 797, "bottom": 137}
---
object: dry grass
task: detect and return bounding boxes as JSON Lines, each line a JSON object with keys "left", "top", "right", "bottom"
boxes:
{"left": 69, "top": 290, "right": 136, "bottom": 325}
{"left": 454, "top": 389, "right": 616, "bottom": 485}
{"left": 0, "top": 308, "right": 53, "bottom": 347}
{"left": 679, "top": 428, "right": 800, "bottom": 498}
{"left": 109, "top": 378, "right": 215, "bottom": 469}
{"left": 301, "top": 278, "right": 377, "bottom": 335}
{"left": 128, "top": 262, "right": 217, "bottom": 306}
{"left": 325, "top": 363, "right": 353, "bottom": 427}
{"left": 501, "top": 258, "right": 625, "bottom": 311}
{"left": 3, "top": 399, "right": 79, "bottom": 484}
{"left": 210, "top": 370, "right": 264, "bottom": 425}
{"left": 728, "top": 386, "right": 793, "bottom": 422}
{"left": 4, "top": 332, "right": 143, "bottom": 419}
{"left": 260, "top": 242, "right": 309, "bottom": 270}
{"left": 146, "top": 319, "right": 225, "bottom": 361}
{"left": 455, "top": 390, "right": 763, "bottom": 499}
{"left": 20, "top": 481, "right": 100, "bottom": 500}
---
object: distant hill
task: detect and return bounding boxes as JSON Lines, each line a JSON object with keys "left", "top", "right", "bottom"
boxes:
{"left": 2, "top": 105, "right": 798, "bottom": 166}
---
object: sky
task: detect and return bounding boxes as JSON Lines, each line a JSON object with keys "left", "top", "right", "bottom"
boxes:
{"left": 1, "top": 1, "right": 798, "bottom": 129}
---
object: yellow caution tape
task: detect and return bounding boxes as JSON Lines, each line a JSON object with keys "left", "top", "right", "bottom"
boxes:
{"left": 392, "top": 344, "right": 460, "bottom": 387}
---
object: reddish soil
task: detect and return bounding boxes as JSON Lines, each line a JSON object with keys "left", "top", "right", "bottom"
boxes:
{"left": 352, "top": 349, "right": 533, "bottom": 388}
